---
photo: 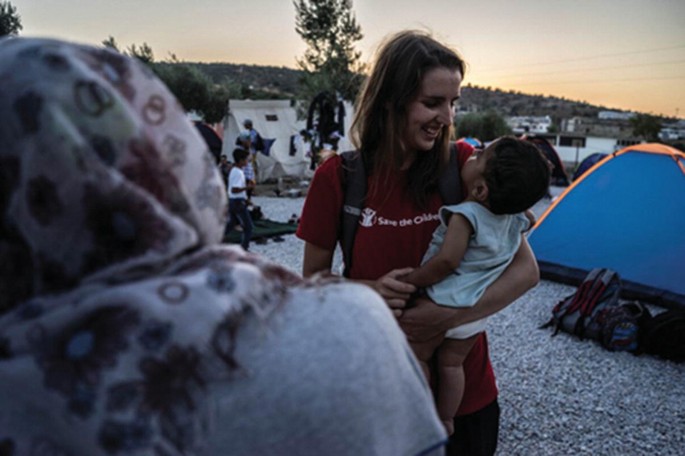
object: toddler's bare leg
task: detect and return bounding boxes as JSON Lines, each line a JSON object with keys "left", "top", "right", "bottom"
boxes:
{"left": 436, "top": 334, "right": 479, "bottom": 435}
{"left": 409, "top": 332, "right": 445, "bottom": 387}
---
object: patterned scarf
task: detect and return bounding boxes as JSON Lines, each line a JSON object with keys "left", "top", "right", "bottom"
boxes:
{"left": 0, "top": 37, "right": 303, "bottom": 455}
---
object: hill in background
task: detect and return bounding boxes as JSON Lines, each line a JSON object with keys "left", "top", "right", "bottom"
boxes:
{"left": 188, "top": 62, "right": 631, "bottom": 120}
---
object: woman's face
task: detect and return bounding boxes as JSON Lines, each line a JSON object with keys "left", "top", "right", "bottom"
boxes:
{"left": 402, "top": 66, "right": 462, "bottom": 153}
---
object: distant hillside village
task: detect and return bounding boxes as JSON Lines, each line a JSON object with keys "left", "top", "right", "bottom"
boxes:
{"left": 489, "top": 110, "right": 685, "bottom": 166}
{"left": 190, "top": 62, "right": 684, "bottom": 172}
{"left": 434, "top": 84, "right": 683, "bottom": 167}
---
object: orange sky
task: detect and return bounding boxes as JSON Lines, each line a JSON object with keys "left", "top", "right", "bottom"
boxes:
{"left": 12, "top": 0, "right": 685, "bottom": 118}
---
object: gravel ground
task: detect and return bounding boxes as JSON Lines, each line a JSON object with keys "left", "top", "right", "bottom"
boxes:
{"left": 242, "top": 192, "right": 685, "bottom": 456}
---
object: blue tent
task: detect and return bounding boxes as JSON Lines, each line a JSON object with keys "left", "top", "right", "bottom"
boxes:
{"left": 529, "top": 143, "right": 685, "bottom": 309}
{"left": 523, "top": 135, "right": 571, "bottom": 186}
{"left": 572, "top": 152, "right": 607, "bottom": 181}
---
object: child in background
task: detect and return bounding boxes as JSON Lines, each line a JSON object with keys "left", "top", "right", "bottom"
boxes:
{"left": 403, "top": 136, "right": 550, "bottom": 435}
{"left": 225, "top": 148, "right": 254, "bottom": 250}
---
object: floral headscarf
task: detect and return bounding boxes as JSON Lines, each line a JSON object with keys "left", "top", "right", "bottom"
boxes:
{"left": 0, "top": 38, "right": 304, "bottom": 455}
{"left": 0, "top": 36, "right": 227, "bottom": 312}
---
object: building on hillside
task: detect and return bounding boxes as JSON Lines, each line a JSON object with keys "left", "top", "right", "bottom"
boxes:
{"left": 562, "top": 116, "right": 636, "bottom": 139}
{"left": 506, "top": 115, "right": 552, "bottom": 134}
{"left": 659, "top": 120, "right": 685, "bottom": 141}
{"left": 456, "top": 104, "right": 479, "bottom": 115}
{"left": 598, "top": 110, "right": 635, "bottom": 121}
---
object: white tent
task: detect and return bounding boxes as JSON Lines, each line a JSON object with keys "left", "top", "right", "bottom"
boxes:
{"left": 223, "top": 99, "right": 312, "bottom": 183}
{"left": 222, "top": 99, "right": 355, "bottom": 183}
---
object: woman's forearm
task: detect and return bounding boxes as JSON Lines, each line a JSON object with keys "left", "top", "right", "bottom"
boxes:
{"left": 302, "top": 242, "right": 335, "bottom": 277}
{"left": 457, "top": 236, "right": 539, "bottom": 325}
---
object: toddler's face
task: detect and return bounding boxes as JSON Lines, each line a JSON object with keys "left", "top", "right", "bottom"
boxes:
{"left": 461, "top": 145, "right": 491, "bottom": 193}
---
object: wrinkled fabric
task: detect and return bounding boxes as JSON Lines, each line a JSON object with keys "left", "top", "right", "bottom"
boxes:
{"left": 0, "top": 37, "right": 289, "bottom": 454}
{"left": 0, "top": 37, "right": 226, "bottom": 312}
{"left": 0, "top": 38, "right": 447, "bottom": 456}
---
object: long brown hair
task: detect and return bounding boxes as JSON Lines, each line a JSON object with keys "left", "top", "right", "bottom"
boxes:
{"left": 351, "top": 30, "right": 465, "bottom": 208}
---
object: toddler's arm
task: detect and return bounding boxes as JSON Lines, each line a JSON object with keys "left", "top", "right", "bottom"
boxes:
{"left": 403, "top": 213, "right": 473, "bottom": 288}
{"left": 400, "top": 236, "right": 538, "bottom": 342}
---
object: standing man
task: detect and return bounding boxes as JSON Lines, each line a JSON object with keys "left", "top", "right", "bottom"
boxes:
{"left": 225, "top": 148, "right": 254, "bottom": 251}
{"left": 242, "top": 119, "right": 264, "bottom": 189}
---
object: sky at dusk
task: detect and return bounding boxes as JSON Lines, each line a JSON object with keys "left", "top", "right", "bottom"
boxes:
{"left": 11, "top": 0, "right": 685, "bottom": 118}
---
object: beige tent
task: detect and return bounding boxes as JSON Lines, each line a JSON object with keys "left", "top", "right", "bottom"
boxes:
{"left": 222, "top": 99, "right": 354, "bottom": 183}
{"left": 222, "top": 99, "right": 310, "bottom": 183}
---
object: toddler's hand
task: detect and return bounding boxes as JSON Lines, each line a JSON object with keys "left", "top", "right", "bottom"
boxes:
{"left": 374, "top": 267, "right": 416, "bottom": 316}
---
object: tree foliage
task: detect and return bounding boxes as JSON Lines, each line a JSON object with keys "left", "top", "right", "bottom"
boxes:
{"left": 102, "top": 36, "right": 120, "bottom": 52}
{"left": 101, "top": 37, "right": 239, "bottom": 123}
{"left": 127, "top": 42, "right": 155, "bottom": 64}
{"left": 0, "top": 1, "right": 22, "bottom": 36}
{"left": 455, "top": 111, "right": 512, "bottom": 142}
{"left": 294, "top": 0, "right": 365, "bottom": 103}
{"left": 630, "top": 113, "right": 662, "bottom": 141}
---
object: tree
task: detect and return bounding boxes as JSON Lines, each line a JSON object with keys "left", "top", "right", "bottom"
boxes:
{"left": 201, "top": 83, "right": 233, "bottom": 124}
{"left": 102, "top": 36, "right": 120, "bottom": 52}
{"left": 127, "top": 42, "right": 155, "bottom": 64}
{"left": 455, "top": 111, "right": 512, "bottom": 142}
{"left": 0, "top": 1, "right": 22, "bottom": 36}
{"left": 630, "top": 113, "right": 662, "bottom": 141}
{"left": 154, "top": 63, "right": 240, "bottom": 123}
{"left": 101, "top": 37, "right": 243, "bottom": 123}
{"left": 154, "top": 63, "right": 209, "bottom": 114}
{"left": 294, "top": 0, "right": 365, "bottom": 103}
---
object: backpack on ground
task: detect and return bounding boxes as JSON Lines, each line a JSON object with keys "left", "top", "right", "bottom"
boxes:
{"left": 600, "top": 300, "right": 651, "bottom": 352}
{"left": 541, "top": 268, "right": 622, "bottom": 342}
{"left": 642, "top": 309, "right": 685, "bottom": 362}
{"left": 339, "top": 143, "right": 461, "bottom": 277}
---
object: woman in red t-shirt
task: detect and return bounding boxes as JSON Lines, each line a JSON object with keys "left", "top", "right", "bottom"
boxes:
{"left": 297, "top": 30, "right": 539, "bottom": 456}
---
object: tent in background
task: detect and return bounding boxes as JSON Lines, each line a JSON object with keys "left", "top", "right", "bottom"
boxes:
{"left": 523, "top": 135, "right": 571, "bottom": 186}
{"left": 528, "top": 143, "right": 685, "bottom": 309}
{"left": 223, "top": 99, "right": 355, "bottom": 183}
{"left": 223, "top": 99, "right": 310, "bottom": 183}
{"left": 460, "top": 137, "right": 483, "bottom": 148}
{"left": 572, "top": 152, "right": 608, "bottom": 181}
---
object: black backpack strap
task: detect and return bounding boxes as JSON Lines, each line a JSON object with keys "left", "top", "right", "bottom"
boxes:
{"left": 438, "top": 142, "right": 462, "bottom": 205}
{"left": 340, "top": 150, "right": 366, "bottom": 278}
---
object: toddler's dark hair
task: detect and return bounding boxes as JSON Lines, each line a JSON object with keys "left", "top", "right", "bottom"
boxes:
{"left": 484, "top": 136, "right": 551, "bottom": 214}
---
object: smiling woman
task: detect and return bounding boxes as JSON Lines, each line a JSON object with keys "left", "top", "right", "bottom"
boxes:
{"left": 403, "top": 66, "right": 462, "bottom": 155}
{"left": 297, "top": 29, "right": 541, "bottom": 456}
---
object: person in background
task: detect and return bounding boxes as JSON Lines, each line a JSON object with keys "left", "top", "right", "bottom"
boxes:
{"left": 241, "top": 119, "right": 264, "bottom": 193}
{"left": 297, "top": 30, "right": 540, "bottom": 456}
{"left": 0, "top": 37, "right": 447, "bottom": 456}
{"left": 402, "top": 136, "right": 550, "bottom": 435}
{"left": 235, "top": 131, "right": 257, "bottom": 200}
{"left": 242, "top": 118, "right": 265, "bottom": 154}
{"left": 218, "top": 153, "right": 232, "bottom": 187}
{"left": 225, "top": 148, "right": 254, "bottom": 251}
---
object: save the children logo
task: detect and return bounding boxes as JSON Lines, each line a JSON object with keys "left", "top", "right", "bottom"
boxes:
{"left": 358, "top": 208, "right": 439, "bottom": 228}
{"left": 360, "top": 208, "right": 377, "bottom": 227}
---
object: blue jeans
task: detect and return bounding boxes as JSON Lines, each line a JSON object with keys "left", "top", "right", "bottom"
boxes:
{"left": 226, "top": 198, "right": 253, "bottom": 250}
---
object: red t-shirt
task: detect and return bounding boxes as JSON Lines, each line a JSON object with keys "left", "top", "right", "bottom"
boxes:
{"left": 296, "top": 142, "right": 497, "bottom": 415}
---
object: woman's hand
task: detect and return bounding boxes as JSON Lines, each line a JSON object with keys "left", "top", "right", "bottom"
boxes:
{"left": 371, "top": 267, "right": 417, "bottom": 316}
{"left": 399, "top": 296, "right": 477, "bottom": 342}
